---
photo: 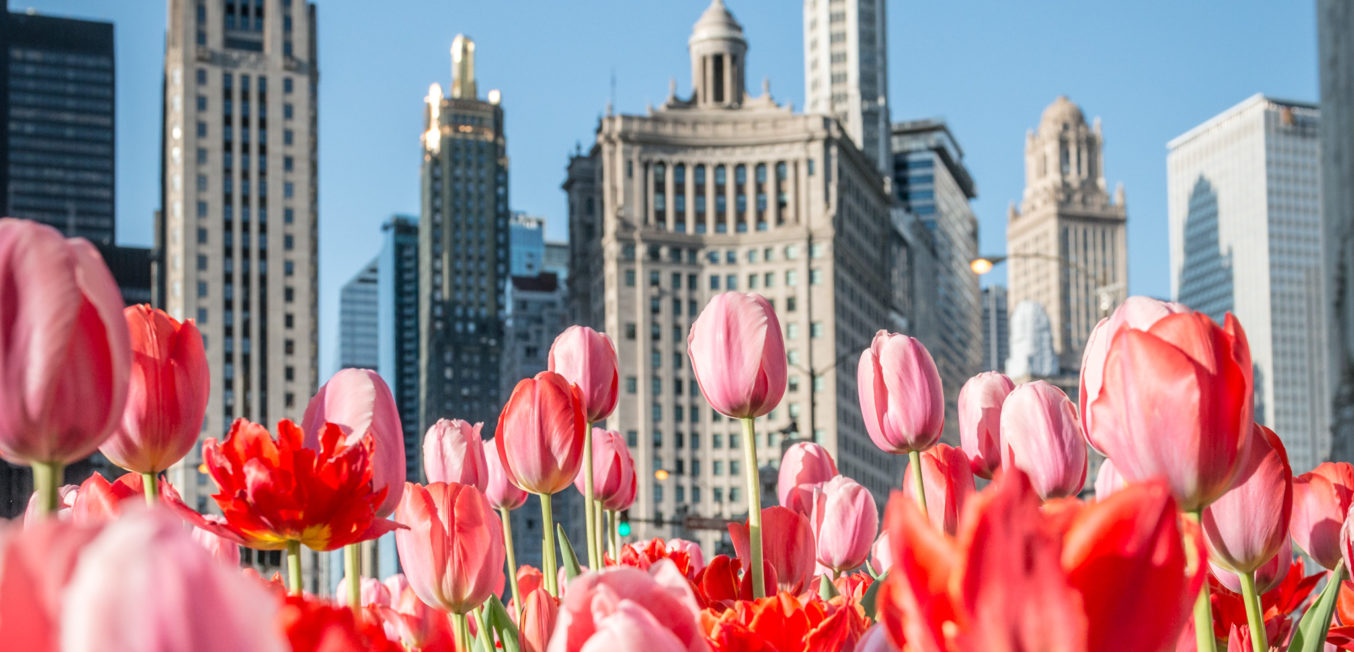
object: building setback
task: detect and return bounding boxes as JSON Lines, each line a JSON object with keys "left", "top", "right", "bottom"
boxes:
{"left": 981, "top": 285, "right": 1009, "bottom": 372}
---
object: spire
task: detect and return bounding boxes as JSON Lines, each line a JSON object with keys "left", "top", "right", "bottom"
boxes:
{"left": 450, "top": 34, "right": 476, "bottom": 100}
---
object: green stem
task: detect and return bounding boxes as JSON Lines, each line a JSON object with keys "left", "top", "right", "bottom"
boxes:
{"left": 286, "top": 540, "right": 303, "bottom": 596}
{"left": 908, "top": 450, "right": 928, "bottom": 519}
{"left": 539, "top": 492, "right": 559, "bottom": 596}
{"left": 608, "top": 508, "right": 619, "bottom": 558}
{"left": 1186, "top": 511, "right": 1217, "bottom": 652}
{"left": 740, "top": 417, "right": 765, "bottom": 599}
{"left": 344, "top": 543, "right": 361, "bottom": 611}
{"left": 31, "top": 461, "right": 63, "bottom": 516}
{"left": 473, "top": 606, "right": 492, "bottom": 652}
{"left": 499, "top": 506, "right": 522, "bottom": 621}
{"left": 583, "top": 421, "right": 600, "bottom": 570}
{"left": 1236, "top": 570, "right": 1266, "bottom": 652}
{"left": 141, "top": 472, "right": 159, "bottom": 506}
{"left": 452, "top": 611, "right": 471, "bottom": 652}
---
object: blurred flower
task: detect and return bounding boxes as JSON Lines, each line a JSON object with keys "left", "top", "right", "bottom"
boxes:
{"left": 422, "top": 419, "right": 487, "bottom": 491}
{"left": 1093, "top": 458, "right": 1124, "bottom": 502}
{"left": 857, "top": 331, "right": 944, "bottom": 455}
{"left": 1079, "top": 296, "right": 1188, "bottom": 450}
{"left": 702, "top": 593, "right": 870, "bottom": 652}
{"left": 574, "top": 428, "right": 636, "bottom": 511}
{"left": 302, "top": 368, "right": 406, "bottom": 516}
{"left": 777, "top": 442, "right": 838, "bottom": 517}
{"left": 1203, "top": 424, "right": 1292, "bottom": 574}
{"left": 903, "top": 443, "right": 975, "bottom": 535}
{"left": 277, "top": 594, "right": 402, "bottom": 652}
{"left": 485, "top": 437, "right": 529, "bottom": 511}
{"left": 548, "top": 561, "right": 707, "bottom": 652}
{"left": 687, "top": 292, "right": 787, "bottom": 419}
{"left": 520, "top": 586, "right": 559, "bottom": 652}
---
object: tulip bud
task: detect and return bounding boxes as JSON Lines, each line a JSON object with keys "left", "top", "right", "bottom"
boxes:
{"left": 302, "top": 368, "right": 406, "bottom": 516}
{"left": 547, "top": 326, "right": 619, "bottom": 424}
{"left": 423, "top": 419, "right": 488, "bottom": 491}
{"left": 903, "top": 443, "right": 975, "bottom": 535}
{"left": 958, "top": 372, "right": 1014, "bottom": 479}
{"left": 1203, "top": 424, "right": 1292, "bottom": 574}
{"left": 688, "top": 292, "right": 787, "bottom": 419}
{"left": 857, "top": 331, "right": 944, "bottom": 455}
{"left": 811, "top": 476, "right": 878, "bottom": 573}
{"left": 393, "top": 482, "right": 505, "bottom": 615}
{"left": 518, "top": 586, "right": 558, "bottom": 652}
{"left": 573, "top": 428, "right": 636, "bottom": 511}
{"left": 1291, "top": 461, "right": 1354, "bottom": 570}
{"left": 777, "top": 442, "right": 838, "bottom": 516}
{"left": 495, "top": 371, "right": 587, "bottom": 495}
{"left": 999, "top": 381, "right": 1087, "bottom": 500}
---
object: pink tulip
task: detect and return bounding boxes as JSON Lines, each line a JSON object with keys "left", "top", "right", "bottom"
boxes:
{"left": 0, "top": 218, "right": 131, "bottom": 466}
{"left": 99, "top": 306, "right": 209, "bottom": 474}
{"left": 191, "top": 516, "right": 242, "bottom": 567}
{"left": 380, "top": 578, "right": 456, "bottom": 650}
{"left": 301, "top": 368, "right": 406, "bottom": 516}
{"left": 1087, "top": 310, "right": 1253, "bottom": 511}
{"left": 811, "top": 476, "right": 878, "bottom": 572}
{"left": 423, "top": 419, "right": 487, "bottom": 491}
{"left": 61, "top": 509, "right": 286, "bottom": 652}
{"left": 729, "top": 506, "right": 815, "bottom": 594}
{"left": 856, "top": 624, "right": 899, "bottom": 652}
{"left": 548, "top": 561, "right": 706, "bottom": 652}
{"left": 394, "top": 482, "right": 505, "bottom": 614}
{"left": 1094, "top": 458, "right": 1125, "bottom": 502}
{"left": 903, "top": 443, "right": 975, "bottom": 535}
{"left": 573, "top": 428, "right": 636, "bottom": 511}
{"left": 0, "top": 515, "right": 103, "bottom": 649}
{"left": 777, "top": 442, "right": 839, "bottom": 516}
{"left": 1080, "top": 297, "right": 1189, "bottom": 451}
{"left": 687, "top": 292, "right": 787, "bottom": 419}
{"left": 1291, "top": 461, "right": 1354, "bottom": 569}
{"left": 665, "top": 539, "right": 707, "bottom": 575}
{"left": 548, "top": 326, "right": 619, "bottom": 424}
{"left": 519, "top": 586, "right": 559, "bottom": 652}
{"left": 485, "top": 438, "right": 529, "bottom": 510}
{"left": 23, "top": 484, "right": 78, "bottom": 525}
{"left": 857, "top": 331, "right": 944, "bottom": 454}
{"left": 870, "top": 531, "right": 893, "bottom": 575}
{"left": 1203, "top": 424, "right": 1292, "bottom": 574}
{"left": 496, "top": 371, "right": 587, "bottom": 495}
{"left": 999, "top": 381, "right": 1087, "bottom": 500}
{"left": 958, "top": 372, "right": 1014, "bottom": 479}
{"left": 1212, "top": 537, "right": 1292, "bottom": 594}
{"left": 336, "top": 575, "right": 393, "bottom": 608}
{"left": 1343, "top": 514, "right": 1354, "bottom": 582}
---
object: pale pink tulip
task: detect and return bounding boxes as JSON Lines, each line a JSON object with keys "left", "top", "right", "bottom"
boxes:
{"left": 903, "top": 443, "right": 975, "bottom": 535}
{"left": 191, "top": 515, "right": 241, "bottom": 567}
{"left": 574, "top": 602, "right": 689, "bottom": 652}
{"left": 302, "top": 368, "right": 406, "bottom": 516}
{"left": 486, "top": 438, "right": 529, "bottom": 511}
{"left": 1094, "top": 458, "right": 1125, "bottom": 502}
{"left": 574, "top": 428, "right": 636, "bottom": 511}
{"left": 336, "top": 575, "right": 393, "bottom": 608}
{"left": 687, "top": 292, "right": 787, "bottom": 419}
{"left": 857, "top": 331, "right": 944, "bottom": 454}
{"left": 394, "top": 482, "right": 505, "bottom": 614}
{"left": 23, "top": 484, "right": 77, "bottom": 525}
{"left": 496, "top": 371, "right": 587, "bottom": 495}
{"left": 869, "top": 531, "right": 892, "bottom": 575}
{"left": 856, "top": 624, "right": 899, "bottom": 652}
{"left": 1212, "top": 537, "right": 1292, "bottom": 594}
{"left": 811, "top": 476, "right": 878, "bottom": 572}
{"left": 1291, "top": 461, "right": 1354, "bottom": 569}
{"left": 999, "top": 381, "right": 1087, "bottom": 500}
{"left": 0, "top": 218, "right": 131, "bottom": 466}
{"left": 548, "top": 326, "right": 619, "bottom": 423}
{"left": 422, "top": 419, "right": 488, "bottom": 491}
{"left": 1079, "top": 297, "right": 1188, "bottom": 450}
{"left": 957, "top": 371, "right": 1014, "bottom": 479}
{"left": 1203, "top": 424, "right": 1292, "bottom": 574}
{"left": 548, "top": 560, "right": 706, "bottom": 652}
{"left": 777, "top": 442, "right": 839, "bottom": 516}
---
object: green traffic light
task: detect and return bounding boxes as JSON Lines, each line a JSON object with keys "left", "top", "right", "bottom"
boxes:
{"left": 617, "top": 521, "right": 631, "bottom": 537}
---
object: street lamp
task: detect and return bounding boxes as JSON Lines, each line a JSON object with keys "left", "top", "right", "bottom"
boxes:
{"left": 969, "top": 252, "right": 1121, "bottom": 316}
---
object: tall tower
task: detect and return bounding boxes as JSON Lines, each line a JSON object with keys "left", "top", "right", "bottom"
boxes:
{"left": 803, "top": 0, "right": 890, "bottom": 173}
{"left": 337, "top": 258, "right": 379, "bottom": 371}
{"left": 418, "top": 36, "right": 509, "bottom": 435}
{"left": 1319, "top": 0, "right": 1354, "bottom": 463}
{"left": 1007, "top": 96, "right": 1127, "bottom": 372}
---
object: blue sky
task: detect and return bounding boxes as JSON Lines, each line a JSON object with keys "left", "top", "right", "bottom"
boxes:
{"left": 14, "top": 0, "right": 1318, "bottom": 366}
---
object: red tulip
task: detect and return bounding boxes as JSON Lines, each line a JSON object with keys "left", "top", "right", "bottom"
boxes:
{"left": 485, "top": 437, "right": 529, "bottom": 510}
{"left": 730, "top": 506, "right": 814, "bottom": 595}
{"left": 202, "top": 419, "right": 400, "bottom": 551}
{"left": 999, "top": 381, "right": 1087, "bottom": 500}
{"left": 616, "top": 538, "right": 702, "bottom": 580}
{"left": 1080, "top": 297, "right": 1189, "bottom": 451}
{"left": 548, "top": 325, "right": 619, "bottom": 423}
{"left": 776, "top": 442, "right": 838, "bottom": 517}
{"left": 302, "top": 368, "right": 406, "bottom": 517}
{"left": 687, "top": 292, "right": 787, "bottom": 419}
{"left": 857, "top": 331, "right": 945, "bottom": 454}
{"left": 958, "top": 371, "right": 1014, "bottom": 479}
{"left": 0, "top": 218, "right": 131, "bottom": 466}
{"left": 70, "top": 471, "right": 181, "bottom": 523}
{"left": 519, "top": 586, "right": 559, "bottom": 652}
{"left": 1203, "top": 424, "right": 1292, "bottom": 574}
{"left": 573, "top": 428, "right": 636, "bottom": 511}
{"left": 810, "top": 476, "right": 878, "bottom": 573}
{"left": 61, "top": 509, "right": 287, "bottom": 652}
{"left": 702, "top": 593, "right": 871, "bottom": 652}
{"left": 666, "top": 539, "right": 707, "bottom": 575}
{"left": 548, "top": 561, "right": 706, "bottom": 652}
{"left": 1093, "top": 458, "right": 1125, "bottom": 502}
{"left": 393, "top": 482, "right": 505, "bottom": 614}
{"left": 1087, "top": 311, "right": 1253, "bottom": 511}
{"left": 422, "top": 419, "right": 487, "bottom": 491}
{"left": 496, "top": 371, "right": 587, "bottom": 495}
{"left": 1291, "top": 461, "right": 1354, "bottom": 570}
{"left": 903, "top": 443, "right": 975, "bottom": 535}
{"left": 277, "top": 593, "right": 402, "bottom": 652}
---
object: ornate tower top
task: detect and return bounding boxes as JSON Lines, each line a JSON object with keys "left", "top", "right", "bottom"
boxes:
{"left": 450, "top": 34, "right": 476, "bottom": 100}
{"left": 1020, "top": 95, "right": 1113, "bottom": 214}
{"left": 689, "top": 0, "right": 747, "bottom": 108}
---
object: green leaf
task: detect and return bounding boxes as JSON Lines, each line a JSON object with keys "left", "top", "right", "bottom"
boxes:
{"left": 485, "top": 595, "right": 521, "bottom": 652}
{"left": 1287, "top": 561, "right": 1346, "bottom": 652}
{"left": 557, "top": 523, "right": 583, "bottom": 581}
{"left": 819, "top": 574, "right": 840, "bottom": 601}
{"left": 862, "top": 571, "right": 887, "bottom": 622}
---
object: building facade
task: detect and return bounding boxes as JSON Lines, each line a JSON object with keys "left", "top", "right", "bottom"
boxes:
{"left": 980, "top": 284, "right": 1009, "bottom": 372}
{"left": 376, "top": 215, "right": 421, "bottom": 481}
{"left": 566, "top": 1, "right": 897, "bottom": 553}
{"left": 1007, "top": 96, "right": 1128, "bottom": 373}
{"left": 418, "top": 35, "right": 509, "bottom": 436}
{"left": 803, "top": 0, "right": 889, "bottom": 173}
{"left": 1320, "top": 0, "right": 1354, "bottom": 463}
{"left": 1168, "top": 94, "right": 1328, "bottom": 472}
{"left": 337, "top": 257, "right": 379, "bottom": 371}
{"left": 509, "top": 212, "right": 546, "bottom": 276}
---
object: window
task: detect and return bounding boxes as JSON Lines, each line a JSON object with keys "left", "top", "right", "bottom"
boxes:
{"left": 196, "top": 122, "right": 207, "bottom": 138}
{"left": 787, "top": 296, "right": 798, "bottom": 312}
{"left": 284, "top": 156, "right": 294, "bottom": 171}
{"left": 284, "top": 104, "right": 294, "bottom": 119}
{"left": 284, "top": 182, "right": 294, "bottom": 198}
{"left": 713, "top": 461, "right": 724, "bottom": 476}
{"left": 625, "top": 322, "right": 636, "bottom": 339}
{"left": 713, "top": 434, "right": 723, "bottom": 449}
{"left": 625, "top": 269, "right": 635, "bottom": 286}
{"left": 626, "top": 376, "right": 638, "bottom": 393}
{"left": 810, "top": 243, "right": 826, "bottom": 258}
{"left": 284, "top": 77, "right": 293, "bottom": 94}
{"left": 786, "top": 245, "right": 800, "bottom": 259}
{"left": 730, "top": 460, "right": 741, "bottom": 476}
{"left": 811, "top": 322, "right": 824, "bottom": 338}
{"left": 787, "top": 323, "right": 799, "bottom": 339}
{"left": 710, "top": 275, "right": 720, "bottom": 290}
{"left": 284, "top": 129, "right": 294, "bottom": 145}
{"left": 786, "top": 270, "right": 798, "bottom": 286}
{"left": 627, "top": 430, "right": 638, "bottom": 447}
{"left": 810, "top": 269, "right": 823, "bottom": 285}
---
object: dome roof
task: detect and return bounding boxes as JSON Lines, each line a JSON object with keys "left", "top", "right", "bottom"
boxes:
{"left": 690, "top": 0, "right": 745, "bottom": 44}
{"left": 1039, "top": 95, "right": 1086, "bottom": 131}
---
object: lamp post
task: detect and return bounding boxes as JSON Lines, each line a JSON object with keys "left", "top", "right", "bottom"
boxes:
{"left": 788, "top": 348, "right": 863, "bottom": 449}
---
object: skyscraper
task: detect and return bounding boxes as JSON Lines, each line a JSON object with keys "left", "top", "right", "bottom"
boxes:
{"left": 1007, "top": 96, "right": 1128, "bottom": 373}
{"left": 377, "top": 215, "right": 421, "bottom": 481}
{"left": 337, "top": 258, "right": 379, "bottom": 371}
{"left": 1168, "top": 94, "right": 1328, "bottom": 472}
{"left": 566, "top": 1, "right": 896, "bottom": 552}
{"left": 1319, "top": 0, "right": 1354, "bottom": 462}
{"left": 1, "top": 10, "right": 115, "bottom": 244}
{"left": 159, "top": 0, "right": 320, "bottom": 587}
{"left": 803, "top": 0, "right": 889, "bottom": 173}
{"left": 419, "top": 35, "right": 509, "bottom": 436}
{"left": 890, "top": 119, "right": 980, "bottom": 441}
{"left": 509, "top": 211, "right": 546, "bottom": 276}
{"left": 980, "top": 285, "right": 1009, "bottom": 372}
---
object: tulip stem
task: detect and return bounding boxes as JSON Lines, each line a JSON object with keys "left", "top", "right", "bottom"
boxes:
{"left": 1237, "top": 570, "right": 1266, "bottom": 652}
{"left": 31, "top": 461, "right": 63, "bottom": 516}
{"left": 740, "top": 417, "right": 765, "bottom": 599}
{"left": 452, "top": 611, "right": 471, "bottom": 652}
{"left": 1185, "top": 510, "right": 1216, "bottom": 652}
{"left": 583, "top": 421, "right": 600, "bottom": 570}
{"left": 499, "top": 506, "right": 523, "bottom": 621}
{"left": 286, "top": 540, "right": 303, "bottom": 596}
{"left": 472, "top": 607, "right": 492, "bottom": 652}
{"left": 141, "top": 472, "right": 159, "bottom": 506}
{"left": 908, "top": 450, "right": 928, "bottom": 519}
{"left": 344, "top": 543, "right": 361, "bottom": 611}
{"left": 539, "top": 493, "right": 559, "bottom": 597}
{"left": 606, "top": 507, "right": 618, "bottom": 560}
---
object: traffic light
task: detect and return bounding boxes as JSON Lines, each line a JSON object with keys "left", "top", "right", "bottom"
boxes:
{"left": 617, "top": 510, "right": 631, "bottom": 537}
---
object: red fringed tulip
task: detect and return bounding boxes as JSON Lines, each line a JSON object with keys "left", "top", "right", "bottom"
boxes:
{"left": 99, "top": 305, "right": 208, "bottom": 475}
{"left": 70, "top": 471, "right": 181, "bottom": 523}
{"left": 999, "top": 381, "right": 1087, "bottom": 500}
{"left": 495, "top": 371, "right": 587, "bottom": 495}
{"left": 573, "top": 428, "right": 636, "bottom": 511}
{"left": 486, "top": 437, "right": 529, "bottom": 511}
{"left": 810, "top": 476, "right": 878, "bottom": 573}
{"left": 519, "top": 586, "right": 559, "bottom": 652}
{"left": 687, "top": 292, "right": 787, "bottom": 419}
{"left": 277, "top": 594, "right": 402, "bottom": 652}
{"left": 548, "top": 561, "right": 706, "bottom": 652}
{"left": 957, "top": 371, "right": 1014, "bottom": 479}
{"left": 422, "top": 419, "right": 487, "bottom": 491}
{"left": 1203, "top": 424, "right": 1292, "bottom": 574}
{"left": 702, "top": 593, "right": 870, "bottom": 652}
{"left": 547, "top": 325, "right": 619, "bottom": 423}
{"left": 1079, "top": 296, "right": 1188, "bottom": 450}
{"left": 0, "top": 218, "right": 131, "bottom": 466}
{"left": 903, "top": 443, "right": 975, "bottom": 535}
{"left": 1087, "top": 310, "right": 1253, "bottom": 511}
{"left": 776, "top": 441, "right": 838, "bottom": 516}
{"left": 302, "top": 368, "right": 406, "bottom": 516}
{"left": 729, "top": 506, "right": 814, "bottom": 595}
{"left": 393, "top": 482, "right": 505, "bottom": 614}
{"left": 202, "top": 419, "right": 400, "bottom": 551}
{"left": 857, "top": 331, "right": 944, "bottom": 454}
{"left": 1291, "top": 461, "right": 1354, "bottom": 570}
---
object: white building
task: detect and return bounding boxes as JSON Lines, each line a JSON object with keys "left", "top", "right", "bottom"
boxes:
{"left": 803, "top": 0, "right": 890, "bottom": 173}
{"left": 1167, "top": 94, "right": 1328, "bottom": 472}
